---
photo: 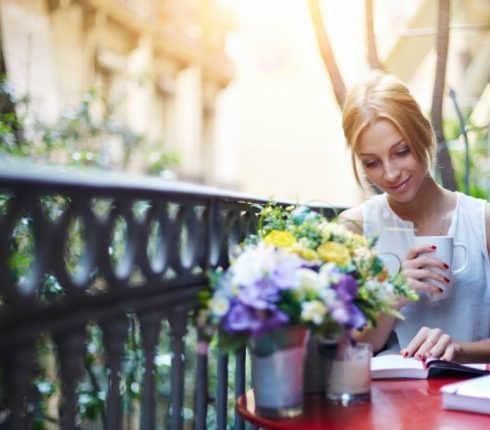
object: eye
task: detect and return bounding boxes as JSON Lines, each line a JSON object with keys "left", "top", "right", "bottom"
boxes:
{"left": 363, "top": 160, "right": 378, "bottom": 169}
{"left": 395, "top": 147, "right": 410, "bottom": 156}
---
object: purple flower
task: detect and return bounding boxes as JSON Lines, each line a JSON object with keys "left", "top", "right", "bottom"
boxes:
{"left": 223, "top": 302, "right": 261, "bottom": 333}
{"left": 271, "top": 257, "right": 301, "bottom": 289}
{"left": 222, "top": 301, "right": 289, "bottom": 337}
{"left": 238, "top": 279, "right": 280, "bottom": 310}
{"left": 329, "top": 301, "right": 366, "bottom": 330}
{"left": 250, "top": 309, "right": 289, "bottom": 338}
{"left": 331, "top": 274, "right": 358, "bottom": 302}
{"left": 345, "top": 303, "right": 366, "bottom": 329}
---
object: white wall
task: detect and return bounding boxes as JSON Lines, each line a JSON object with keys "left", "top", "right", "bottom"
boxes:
{"left": 0, "top": 0, "right": 60, "bottom": 123}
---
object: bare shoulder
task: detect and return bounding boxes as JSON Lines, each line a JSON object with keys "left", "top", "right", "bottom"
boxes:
{"left": 338, "top": 206, "right": 363, "bottom": 235}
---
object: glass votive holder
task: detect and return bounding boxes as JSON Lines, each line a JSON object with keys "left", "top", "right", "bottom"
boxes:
{"left": 325, "top": 341, "right": 372, "bottom": 406}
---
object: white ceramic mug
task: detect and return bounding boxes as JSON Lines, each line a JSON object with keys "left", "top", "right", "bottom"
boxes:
{"left": 411, "top": 236, "right": 468, "bottom": 301}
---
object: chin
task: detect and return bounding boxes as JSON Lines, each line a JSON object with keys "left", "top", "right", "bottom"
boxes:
{"left": 380, "top": 186, "right": 416, "bottom": 202}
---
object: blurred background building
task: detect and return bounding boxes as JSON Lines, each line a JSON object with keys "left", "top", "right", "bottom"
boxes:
{"left": 1, "top": 0, "right": 489, "bottom": 207}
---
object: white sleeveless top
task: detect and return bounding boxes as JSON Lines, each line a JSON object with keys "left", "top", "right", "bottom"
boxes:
{"left": 361, "top": 192, "right": 490, "bottom": 355}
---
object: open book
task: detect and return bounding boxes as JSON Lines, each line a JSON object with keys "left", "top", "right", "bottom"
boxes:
{"left": 441, "top": 375, "right": 490, "bottom": 415}
{"left": 371, "top": 354, "right": 490, "bottom": 379}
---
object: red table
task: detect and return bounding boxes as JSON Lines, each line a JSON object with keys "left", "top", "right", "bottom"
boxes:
{"left": 236, "top": 379, "right": 490, "bottom": 429}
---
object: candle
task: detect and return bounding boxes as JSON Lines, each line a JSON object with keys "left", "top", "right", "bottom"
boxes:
{"left": 325, "top": 342, "right": 372, "bottom": 404}
{"left": 327, "top": 355, "right": 371, "bottom": 394}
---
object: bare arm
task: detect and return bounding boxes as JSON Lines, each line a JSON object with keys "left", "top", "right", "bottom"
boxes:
{"left": 352, "top": 314, "right": 398, "bottom": 353}
{"left": 454, "top": 338, "right": 490, "bottom": 363}
{"left": 337, "top": 206, "right": 363, "bottom": 235}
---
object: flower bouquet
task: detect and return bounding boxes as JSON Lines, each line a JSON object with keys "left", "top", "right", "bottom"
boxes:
{"left": 195, "top": 202, "right": 417, "bottom": 416}
{"left": 196, "top": 202, "right": 416, "bottom": 352}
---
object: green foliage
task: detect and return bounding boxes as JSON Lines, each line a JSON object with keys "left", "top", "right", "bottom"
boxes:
{"left": 444, "top": 116, "right": 489, "bottom": 199}
{"left": 146, "top": 148, "right": 179, "bottom": 177}
{"left": 277, "top": 290, "right": 303, "bottom": 325}
{"left": 449, "top": 146, "right": 489, "bottom": 199}
{"left": 0, "top": 75, "right": 179, "bottom": 176}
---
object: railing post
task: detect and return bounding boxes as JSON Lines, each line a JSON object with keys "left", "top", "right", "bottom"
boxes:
{"left": 217, "top": 341, "right": 229, "bottom": 430}
{"left": 52, "top": 325, "right": 87, "bottom": 430}
{"left": 234, "top": 347, "right": 247, "bottom": 430}
{"left": 168, "top": 305, "right": 190, "bottom": 430}
{"left": 100, "top": 315, "right": 130, "bottom": 430}
{"left": 139, "top": 309, "right": 164, "bottom": 430}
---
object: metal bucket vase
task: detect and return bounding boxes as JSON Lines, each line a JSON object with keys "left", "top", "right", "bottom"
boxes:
{"left": 248, "top": 326, "right": 310, "bottom": 417}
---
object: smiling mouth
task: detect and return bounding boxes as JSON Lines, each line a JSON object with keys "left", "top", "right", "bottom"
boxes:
{"left": 389, "top": 177, "right": 410, "bottom": 191}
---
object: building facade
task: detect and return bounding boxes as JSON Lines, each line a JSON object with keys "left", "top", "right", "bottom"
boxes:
{"left": 0, "top": 0, "right": 236, "bottom": 186}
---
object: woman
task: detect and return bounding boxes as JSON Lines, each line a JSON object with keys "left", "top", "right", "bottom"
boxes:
{"left": 339, "top": 70, "right": 490, "bottom": 363}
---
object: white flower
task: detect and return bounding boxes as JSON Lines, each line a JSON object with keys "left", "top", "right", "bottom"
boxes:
{"left": 301, "top": 300, "right": 327, "bottom": 325}
{"left": 210, "top": 293, "right": 230, "bottom": 317}
{"left": 320, "top": 221, "right": 351, "bottom": 242}
{"left": 318, "top": 288, "right": 337, "bottom": 306}
{"left": 319, "top": 221, "right": 333, "bottom": 242}
{"left": 230, "top": 243, "right": 275, "bottom": 286}
{"left": 353, "top": 246, "right": 372, "bottom": 259}
{"left": 295, "top": 268, "right": 323, "bottom": 293}
{"left": 319, "top": 262, "right": 341, "bottom": 285}
{"left": 365, "top": 279, "right": 395, "bottom": 300}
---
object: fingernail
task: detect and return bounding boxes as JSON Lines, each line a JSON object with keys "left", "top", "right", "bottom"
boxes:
{"left": 444, "top": 278, "right": 450, "bottom": 283}
{"left": 403, "top": 351, "right": 409, "bottom": 357}
{"left": 430, "top": 245, "right": 437, "bottom": 250}
{"left": 444, "top": 263, "right": 449, "bottom": 269}
{"left": 438, "top": 288, "right": 444, "bottom": 293}
{"left": 415, "top": 353, "right": 422, "bottom": 359}
{"left": 426, "top": 352, "right": 432, "bottom": 357}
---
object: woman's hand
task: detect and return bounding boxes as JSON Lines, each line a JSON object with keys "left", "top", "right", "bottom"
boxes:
{"left": 399, "top": 243, "right": 451, "bottom": 302}
{"left": 399, "top": 326, "right": 458, "bottom": 361}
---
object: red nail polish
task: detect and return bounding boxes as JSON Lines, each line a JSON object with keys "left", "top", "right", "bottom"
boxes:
{"left": 430, "top": 245, "right": 437, "bottom": 250}
{"left": 444, "top": 278, "right": 450, "bottom": 283}
{"left": 438, "top": 288, "right": 443, "bottom": 293}
{"left": 403, "top": 351, "right": 409, "bottom": 357}
{"left": 444, "top": 263, "right": 449, "bottom": 269}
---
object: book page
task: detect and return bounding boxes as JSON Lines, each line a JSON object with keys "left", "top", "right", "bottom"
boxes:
{"left": 371, "top": 355, "right": 426, "bottom": 371}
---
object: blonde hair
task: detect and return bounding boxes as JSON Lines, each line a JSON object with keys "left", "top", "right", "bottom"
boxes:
{"left": 342, "top": 70, "right": 437, "bottom": 188}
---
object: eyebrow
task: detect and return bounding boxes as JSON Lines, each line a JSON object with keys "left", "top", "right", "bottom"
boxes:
{"left": 357, "top": 138, "right": 405, "bottom": 156}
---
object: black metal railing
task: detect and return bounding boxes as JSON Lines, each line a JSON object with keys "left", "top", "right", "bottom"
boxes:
{"left": 0, "top": 159, "right": 339, "bottom": 430}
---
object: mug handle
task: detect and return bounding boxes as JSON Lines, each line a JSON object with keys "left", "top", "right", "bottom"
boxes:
{"left": 380, "top": 252, "right": 401, "bottom": 275}
{"left": 452, "top": 243, "right": 468, "bottom": 275}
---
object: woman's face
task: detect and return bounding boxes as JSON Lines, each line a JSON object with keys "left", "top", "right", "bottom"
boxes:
{"left": 356, "top": 119, "right": 427, "bottom": 202}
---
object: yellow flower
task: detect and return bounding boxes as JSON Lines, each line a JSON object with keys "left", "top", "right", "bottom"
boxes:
{"left": 317, "top": 241, "right": 352, "bottom": 266}
{"left": 288, "top": 242, "right": 319, "bottom": 261}
{"left": 352, "top": 233, "right": 368, "bottom": 247}
{"left": 297, "top": 248, "right": 319, "bottom": 261}
{"left": 263, "top": 230, "right": 297, "bottom": 248}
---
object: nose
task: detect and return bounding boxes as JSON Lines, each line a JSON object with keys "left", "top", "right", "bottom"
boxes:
{"left": 383, "top": 160, "right": 401, "bottom": 182}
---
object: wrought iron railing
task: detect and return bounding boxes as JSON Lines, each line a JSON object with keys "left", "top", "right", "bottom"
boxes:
{"left": 0, "top": 159, "right": 339, "bottom": 429}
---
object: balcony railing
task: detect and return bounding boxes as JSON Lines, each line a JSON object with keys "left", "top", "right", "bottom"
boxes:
{"left": 0, "top": 159, "right": 339, "bottom": 429}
